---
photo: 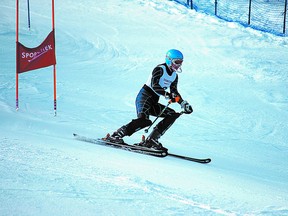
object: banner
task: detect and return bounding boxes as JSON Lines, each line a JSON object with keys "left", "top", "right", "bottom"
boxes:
{"left": 17, "top": 30, "right": 56, "bottom": 73}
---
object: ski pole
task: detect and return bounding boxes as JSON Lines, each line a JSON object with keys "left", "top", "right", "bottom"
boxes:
{"left": 144, "top": 102, "right": 171, "bottom": 133}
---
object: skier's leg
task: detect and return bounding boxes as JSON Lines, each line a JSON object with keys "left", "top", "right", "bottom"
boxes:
{"left": 155, "top": 111, "right": 181, "bottom": 135}
{"left": 108, "top": 116, "right": 151, "bottom": 143}
{"left": 125, "top": 116, "right": 152, "bottom": 136}
{"left": 108, "top": 86, "right": 153, "bottom": 143}
{"left": 144, "top": 105, "right": 180, "bottom": 150}
{"left": 150, "top": 103, "right": 181, "bottom": 135}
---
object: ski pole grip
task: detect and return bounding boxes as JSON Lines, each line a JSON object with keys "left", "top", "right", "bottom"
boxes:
{"left": 169, "top": 95, "right": 181, "bottom": 103}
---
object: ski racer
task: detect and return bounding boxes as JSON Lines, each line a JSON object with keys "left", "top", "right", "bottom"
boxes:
{"left": 107, "top": 49, "right": 193, "bottom": 151}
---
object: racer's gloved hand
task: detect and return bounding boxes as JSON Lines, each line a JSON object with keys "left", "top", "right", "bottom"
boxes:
{"left": 164, "top": 92, "right": 181, "bottom": 103}
{"left": 181, "top": 100, "right": 193, "bottom": 114}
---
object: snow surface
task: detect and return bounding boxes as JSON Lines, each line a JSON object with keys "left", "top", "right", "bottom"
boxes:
{"left": 1, "top": 0, "right": 288, "bottom": 215}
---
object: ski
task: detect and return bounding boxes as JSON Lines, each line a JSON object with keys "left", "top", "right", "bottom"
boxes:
{"left": 73, "top": 133, "right": 167, "bottom": 157}
{"left": 73, "top": 133, "right": 211, "bottom": 164}
{"left": 168, "top": 153, "right": 211, "bottom": 164}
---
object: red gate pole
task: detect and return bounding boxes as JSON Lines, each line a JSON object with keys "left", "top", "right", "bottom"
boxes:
{"left": 16, "top": 0, "right": 19, "bottom": 110}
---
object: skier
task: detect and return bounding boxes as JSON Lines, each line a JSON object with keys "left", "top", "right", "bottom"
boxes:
{"left": 106, "top": 49, "right": 193, "bottom": 151}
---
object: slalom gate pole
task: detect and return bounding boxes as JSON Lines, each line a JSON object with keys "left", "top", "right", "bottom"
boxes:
{"left": 52, "top": 0, "right": 57, "bottom": 116}
{"left": 16, "top": 0, "right": 19, "bottom": 110}
{"left": 144, "top": 102, "right": 171, "bottom": 133}
{"left": 27, "top": 0, "right": 31, "bottom": 30}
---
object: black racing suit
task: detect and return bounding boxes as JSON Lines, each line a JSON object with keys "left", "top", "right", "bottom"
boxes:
{"left": 124, "top": 63, "right": 183, "bottom": 136}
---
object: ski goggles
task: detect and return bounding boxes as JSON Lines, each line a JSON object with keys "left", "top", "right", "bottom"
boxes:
{"left": 172, "top": 59, "right": 183, "bottom": 65}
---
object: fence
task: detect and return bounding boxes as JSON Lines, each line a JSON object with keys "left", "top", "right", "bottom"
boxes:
{"left": 177, "top": 0, "right": 287, "bottom": 36}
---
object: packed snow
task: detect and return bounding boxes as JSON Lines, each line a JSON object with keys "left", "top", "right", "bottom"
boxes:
{"left": 1, "top": 0, "right": 288, "bottom": 215}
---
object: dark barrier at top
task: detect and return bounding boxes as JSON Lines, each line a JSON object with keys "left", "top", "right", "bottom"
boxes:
{"left": 178, "top": 0, "right": 287, "bottom": 36}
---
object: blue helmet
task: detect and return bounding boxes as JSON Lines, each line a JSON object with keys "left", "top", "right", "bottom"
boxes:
{"left": 165, "top": 49, "right": 183, "bottom": 72}
{"left": 165, "top": 49, "right": 183, "bottom": 66}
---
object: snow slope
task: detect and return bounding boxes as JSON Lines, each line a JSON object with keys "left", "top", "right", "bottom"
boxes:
{"left": 1, "top": 0, "right": 288, "bottom": 215}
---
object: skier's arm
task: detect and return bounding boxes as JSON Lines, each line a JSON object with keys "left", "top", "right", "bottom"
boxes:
{"left": 170, "top": 76, "right": 193, "bottom": 114}
{"left": 170, "top": 76, "right": 183, "bottom": 104}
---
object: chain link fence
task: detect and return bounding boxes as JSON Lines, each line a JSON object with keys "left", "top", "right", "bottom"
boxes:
{"left": 177, "top": 0, "right": 287, "bottom": 36}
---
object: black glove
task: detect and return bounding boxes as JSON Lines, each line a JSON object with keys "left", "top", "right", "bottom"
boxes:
{"left": 164, "top": 92, "right": 181, "bottom": 103}
{"left": 181, "top": 100, "right": 193, "bottom": 114}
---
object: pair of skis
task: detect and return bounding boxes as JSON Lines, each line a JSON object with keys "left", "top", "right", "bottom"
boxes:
{"left": 73, "top": 133, "right": 211, "bottom": 164}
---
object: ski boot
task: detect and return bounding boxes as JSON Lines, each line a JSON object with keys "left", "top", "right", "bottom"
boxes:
{"left": 105, "top": 126, "right": 127, "bottom": 144}
{"left": 143, "top": 128, "right": 168, "bottom": 152}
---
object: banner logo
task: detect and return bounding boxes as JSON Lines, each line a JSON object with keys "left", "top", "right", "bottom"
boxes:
{"left": 17, "top": 30, "right": 56, "bottom": 73}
